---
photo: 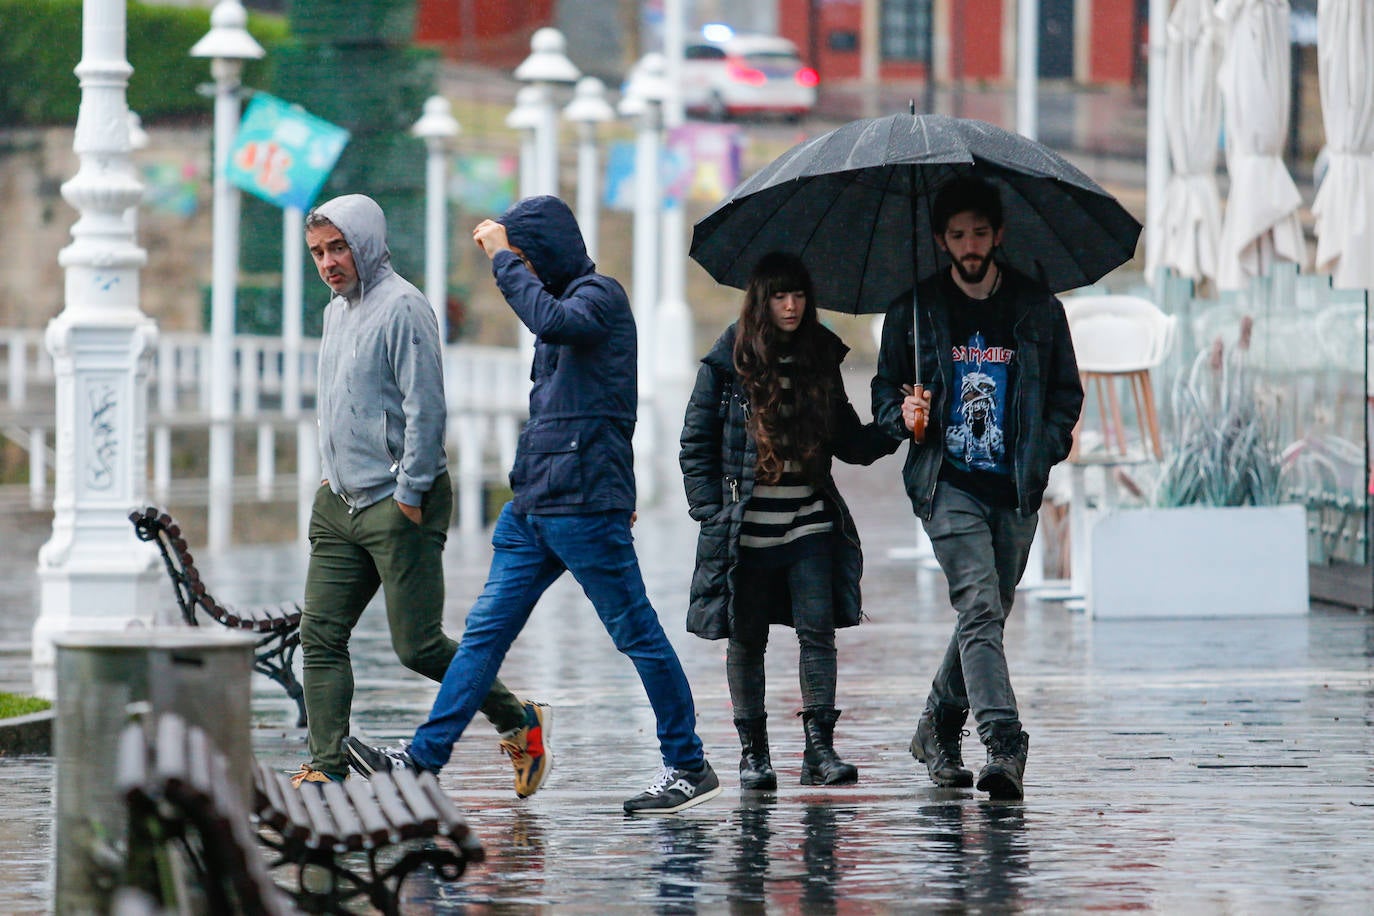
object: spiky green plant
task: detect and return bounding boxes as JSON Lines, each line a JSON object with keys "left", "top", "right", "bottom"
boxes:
{"left": 1154, "top": 316, "right": 1284, "bottom": 508}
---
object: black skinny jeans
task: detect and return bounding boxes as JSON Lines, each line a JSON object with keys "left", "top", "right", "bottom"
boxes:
{"left": 727, "top": 543, "right": 837, "bottom": 719}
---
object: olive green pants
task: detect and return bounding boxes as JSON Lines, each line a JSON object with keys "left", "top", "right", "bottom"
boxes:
{"left": 301, "top": 476, "right": 525, "bottom": 777}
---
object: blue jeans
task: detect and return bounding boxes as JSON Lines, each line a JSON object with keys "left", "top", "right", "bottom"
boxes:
{"left": 408, "top": 504, "right": 705, "bottom": 772}
{"left": 922, "top": 482, "right": 1037, "bottom": 739}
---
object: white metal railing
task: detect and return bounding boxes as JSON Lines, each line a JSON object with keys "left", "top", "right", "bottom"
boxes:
{"left": 1, "top": 331, "right": 528, "bottom": 535}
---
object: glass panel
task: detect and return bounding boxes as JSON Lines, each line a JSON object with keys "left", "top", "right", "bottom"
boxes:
{"left": 1171, "top": 267, "right": 1371, "bottom": 604}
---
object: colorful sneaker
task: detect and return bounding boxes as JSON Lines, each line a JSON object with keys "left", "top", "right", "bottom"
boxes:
{"left": 499, "top": 701, "right": 553, "bottom": 798}
{"left": 623, "top": 761, "right": 722, "bottom": 815}
{"left": 288, "top": 763, "right": 344, "bottom": 788}
{"left": 343, "top": 737, "right": 426, "bottom": 778}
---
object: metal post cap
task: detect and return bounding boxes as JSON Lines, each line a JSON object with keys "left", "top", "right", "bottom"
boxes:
{"left": 412, "top": 95, "right": 461, "bottom": 141}
{"left": 564, "top": 77, "right": 615, "bottom": 123}
{"left": 189, "top": 0, "right": 265, "bottom": 61}
{"left": 514, "top": 27, "right": 580, "bottom": 84}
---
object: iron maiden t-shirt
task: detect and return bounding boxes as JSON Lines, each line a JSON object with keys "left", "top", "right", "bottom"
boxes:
{"left": 939, "top": 272, "right": 1018, "bottom": 508}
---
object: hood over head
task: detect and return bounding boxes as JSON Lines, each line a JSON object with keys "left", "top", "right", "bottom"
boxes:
{"left": 312, "top": 194, "right": 394, "bottom": 293}
{"left": 498, "top": 195, "right": 595, "bottom": 297}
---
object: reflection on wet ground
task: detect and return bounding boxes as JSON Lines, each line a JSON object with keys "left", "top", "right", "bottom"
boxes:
{"left": 2, "top": 451, "right": 1374, "bottom": 912}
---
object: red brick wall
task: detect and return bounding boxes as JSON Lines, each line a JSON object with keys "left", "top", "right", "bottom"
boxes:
{"left": 951, "top": 0, "right": 1005, "bottom": 81}
{"left": 1088, "top": 0, "right": 1138, "bottom": 84}
{"left": 415, "top": 0, "right": 553, "bottom": 68}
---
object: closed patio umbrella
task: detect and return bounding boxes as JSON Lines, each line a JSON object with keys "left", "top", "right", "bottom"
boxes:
{"left": 1216, "top": 0, "right": 1307, "bottom": 290}
{"left": 1311, "top": 0, "right": 1374, "bottom": 290}
{"left": 1151, "top": 0, "right": 1224, "bottom": 285}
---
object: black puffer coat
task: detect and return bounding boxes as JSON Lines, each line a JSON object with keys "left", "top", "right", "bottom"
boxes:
{"left": 679, "top": 323, "right": 900, "bottom": 640}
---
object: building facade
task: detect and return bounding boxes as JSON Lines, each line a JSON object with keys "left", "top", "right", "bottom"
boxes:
{"left": 415, "top": 0, "right": 1144, "bottom": 88}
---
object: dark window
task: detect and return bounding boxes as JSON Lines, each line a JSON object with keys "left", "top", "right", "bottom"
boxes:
{"left": 881, "top": 0, "right": 933, "bottom": 63}
{"left": 685, "top": 44, "right": 726, "bottom": 61}
{"left": 829, "top": 31, "right": 859, "bottom": 53}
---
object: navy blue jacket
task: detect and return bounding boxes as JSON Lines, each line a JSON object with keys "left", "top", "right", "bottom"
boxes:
{"left": 496, "top": 196, "right": 637, "bottom": 515}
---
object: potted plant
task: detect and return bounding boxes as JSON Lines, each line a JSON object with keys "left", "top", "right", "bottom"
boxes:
{"left": 1088, "top": 317, "right": 1309, "bottom": 619}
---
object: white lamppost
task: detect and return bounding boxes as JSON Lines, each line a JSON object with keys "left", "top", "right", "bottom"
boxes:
{"left": 563, "top": 77, "right": 615, "bottom": 260}
{"left": 506, "top": 87, "right": 541, "bottom": 366}
{"left": 619, "top": 53, "right": 667, "bottom": 504}
{"left": 191, "top": 0, "right": 264, "bottom": 551}
{"left": 507, "top": 85, "right": 542, "bottom": 200}
{"left": 656, "top": 0, "right": 693, "bottom": 386}
{"left": 514, "top": 27, "right": 579, "bottom": 197}
{"left": 412, "top": 95, "right": 461, "bottom": 342}
{"left": 124, "top": 111, "right": 148, "bottom": 236}
{"left": 1015, "top": 0, "right": 1040, "bottom": 141}
{"left": 33, "top": 0, "right": 160, "bottom": 695}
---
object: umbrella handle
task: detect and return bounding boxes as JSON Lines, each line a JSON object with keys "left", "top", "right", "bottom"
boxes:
{"left": 910, "top": 383, "right": 928, "bottom": 444}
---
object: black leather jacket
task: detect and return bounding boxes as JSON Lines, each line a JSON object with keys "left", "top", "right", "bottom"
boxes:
{"left": 871, "top": 268, "right": 1083, "bottom": 519}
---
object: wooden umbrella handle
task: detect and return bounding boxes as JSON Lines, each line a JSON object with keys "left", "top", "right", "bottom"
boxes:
{"left": 903, "top": 383, "right": 929, "bottom": 444}
{"left": 911, "top": 383, "right": 928, "bottom": 444}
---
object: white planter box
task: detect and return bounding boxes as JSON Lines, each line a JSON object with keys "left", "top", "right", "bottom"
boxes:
{"left": 1088, "top": 504, "right": 1309, "bottom": 619}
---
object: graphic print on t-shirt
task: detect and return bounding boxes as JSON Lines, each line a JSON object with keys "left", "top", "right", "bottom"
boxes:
{"left": 945, "top": 331, "right": 1013, "bottom": 475}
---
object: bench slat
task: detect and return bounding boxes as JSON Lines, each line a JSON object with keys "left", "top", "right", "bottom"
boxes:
{"left": 184, "top": 726, "right": 214, "bottom": 800}
{"left": 260, "top": 769, "right": 317, "bottom": 847}
{"left": 115, "top": 723, "right": 149, "bottom": 796}
{"left": 370, "top": 771, "right": 436, "bottom": 840}
{"left": 294, "top": 780, "right": 343, "bottom": 851}
{"left": 153, "top": 715, "right": 190, "bottom": 793}
{"left": 320, "top": 781, "right": 367, "bottom": 850}
{"left": 391, "top": 769, "right": 443, "bottom": 835}
{"left": 341, "top": 776, "right": 396, "bottom": 847}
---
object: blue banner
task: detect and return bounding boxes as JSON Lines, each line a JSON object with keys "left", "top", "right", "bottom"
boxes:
{"left": 226, "top": 93, "right": 349, "bottom": 211}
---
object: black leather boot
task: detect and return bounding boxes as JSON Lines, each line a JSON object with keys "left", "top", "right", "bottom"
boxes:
{"left": 734, "top": 716, "right": 777, "bottom": 791}
{"left": 976, "top": 724, "right": 1029, "bottom": 800}
{"left": 800, "top": 708, "right": 858, "bottom": 786}
{"left": 910, "top": 704, "right": 974, "bottom": 787}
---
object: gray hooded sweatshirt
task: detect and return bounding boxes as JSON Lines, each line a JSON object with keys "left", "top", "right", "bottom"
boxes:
{"left": 313, "top": 194, "right": 447, "bottom": 511}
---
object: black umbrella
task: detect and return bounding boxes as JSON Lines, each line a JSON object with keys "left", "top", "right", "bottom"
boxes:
{"left": 689, "top": 112, "right": 1142, "bottom": 316}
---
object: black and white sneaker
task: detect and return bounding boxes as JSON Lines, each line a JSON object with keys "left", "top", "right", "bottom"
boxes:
{"left": 343, "top": 736, "right": 426, "bottom": 778}
{"left": 623, "top": 761, "right": 722, "bottom": 815}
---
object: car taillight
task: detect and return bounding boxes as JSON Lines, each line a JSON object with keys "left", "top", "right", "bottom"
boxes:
{"left": 726, "top": 57, "right": 767, "bottom": 86}
{"left": 795, "top": 67, "right": 819, "bottom": 88}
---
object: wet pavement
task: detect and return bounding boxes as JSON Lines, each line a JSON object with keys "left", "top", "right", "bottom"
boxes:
{"left": 2, "top": 391, "right": 1374, "bottom": 912}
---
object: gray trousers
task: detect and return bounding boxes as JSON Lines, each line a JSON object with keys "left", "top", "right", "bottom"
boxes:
{"left": 922, "top": 482, "right": 1037, "bottom": 739}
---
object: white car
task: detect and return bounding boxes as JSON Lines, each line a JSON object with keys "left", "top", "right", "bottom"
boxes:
{"left": 679, "top": 35, "right": 818, "bottom": 121}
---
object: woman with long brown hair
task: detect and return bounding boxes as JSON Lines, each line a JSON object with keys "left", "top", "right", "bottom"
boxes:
{"left": 680, "top": 252, "right": 897, "bottom": 789}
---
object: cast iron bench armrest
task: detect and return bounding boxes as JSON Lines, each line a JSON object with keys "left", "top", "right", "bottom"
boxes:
{"left": 129, "top": 507, "right": 307, "bottom": 727}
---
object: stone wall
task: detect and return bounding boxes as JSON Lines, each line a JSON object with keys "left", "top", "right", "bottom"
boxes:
{"left": 0, "top": 125, "right": 214, "bottom": 333}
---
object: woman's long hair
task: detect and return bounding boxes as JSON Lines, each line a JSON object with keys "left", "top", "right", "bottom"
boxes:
{"left": 732, "top": 252, "right": 837, "bottom": 486}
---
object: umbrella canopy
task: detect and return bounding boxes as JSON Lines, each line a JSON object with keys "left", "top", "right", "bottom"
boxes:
{"left": 689, "top": 113, "right": 1141, "bottom": 314}
{"left": 1152, "top": 0, "right": 1224, "bottom": 285}
{"left": 1216, "top": 0, "right": 1307, "bottom": 290}
{"left": 1311, "top": 0, "right": 1374, "bottom": 290}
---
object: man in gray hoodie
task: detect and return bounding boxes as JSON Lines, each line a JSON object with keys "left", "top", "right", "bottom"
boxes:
{"left": 292, "top": 194, "right": 550, "bottom": 796}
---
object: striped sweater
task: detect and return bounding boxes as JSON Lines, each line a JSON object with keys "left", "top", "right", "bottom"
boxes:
{"left": 739, "top": 356, "right": 834, "bottom": 565}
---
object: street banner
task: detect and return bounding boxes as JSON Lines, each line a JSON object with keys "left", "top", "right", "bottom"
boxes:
{"left": 450, "top": 153, "right": 519, "bottom": 215}
{"left": 665, "top": 123, "right": 741, "bottom": 206}
{"left": 604, "top": 125, "right": 742, "bottom": 212}
{"left": 226, "top": 93, "right": 350, "bottom": 211}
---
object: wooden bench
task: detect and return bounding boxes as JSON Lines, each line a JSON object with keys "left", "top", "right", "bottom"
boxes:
{"left": 252, "top": 760, "right": 485, "bottom": 915}
{"left": 118, "top": 712, "right": 485, "bottom": 916}
{"left": 130, "top": 507, "right": 307, "bottom": 727}
{"left": 117, "top": 713, "right": 299, "bottom": 915}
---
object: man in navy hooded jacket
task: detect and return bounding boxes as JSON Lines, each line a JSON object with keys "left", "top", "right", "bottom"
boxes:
{"left": 344, "top": 196, "right": 720, "bottom": 815}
